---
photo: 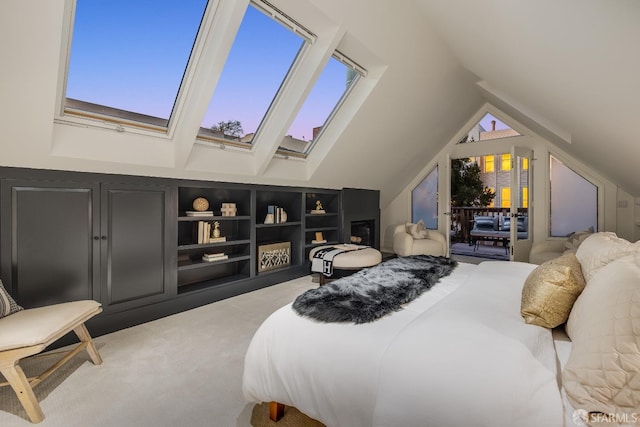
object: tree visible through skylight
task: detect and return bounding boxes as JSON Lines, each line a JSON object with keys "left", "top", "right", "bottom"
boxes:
{"left": 198, "top": 3, "right": 306, "bottom": 145}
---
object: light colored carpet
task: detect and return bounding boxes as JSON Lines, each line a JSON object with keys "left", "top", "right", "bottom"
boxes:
{"left": 250, "top": 403, "right": 324, "bottom": 427}
{"left": 0, "top": 275, "right": 317, "bottom": 427}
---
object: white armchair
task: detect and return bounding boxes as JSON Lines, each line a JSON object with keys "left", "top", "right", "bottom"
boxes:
{"left": 393, "top": 223, "right": 447, "bottom": 257}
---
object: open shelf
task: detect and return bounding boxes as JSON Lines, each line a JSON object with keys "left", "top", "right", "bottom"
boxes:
{"left": 178, "top": 215, "right": 251, "bottom": 222}
{"left": 178, "top": 239, "right": 251, "bottom": 251}
{"left": 177, "top": 184, "right": 254, "bottom": 290}
{"left": 255, "top": 221, "right": 302, "bottom": 228}
{"left": 178, "top": 254, "right": 251, "bottom": 271}
{"left": 303, "top": 190, "right": 341, "bottom": 259}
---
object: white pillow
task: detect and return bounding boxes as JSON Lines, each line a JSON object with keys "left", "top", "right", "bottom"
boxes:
{"left": 575, "top": 232, "right": 640, "bottom": 282}
{"left": 563, "top": 253, "right": 640, "bottom": 418}
{"left": 563, "top": 227, "right": 594, "bottom": 252}
{"left": 407, "top": 220, "right": 428, "bottom": 240}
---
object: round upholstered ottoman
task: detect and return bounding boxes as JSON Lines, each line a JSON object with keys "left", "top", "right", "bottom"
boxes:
{"left": 309, "top": 245, "right": 382, "bottom": 285}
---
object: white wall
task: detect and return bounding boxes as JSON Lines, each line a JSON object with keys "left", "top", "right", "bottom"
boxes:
{"left": 381, "top": 104, "right": 632, "bottom": 252}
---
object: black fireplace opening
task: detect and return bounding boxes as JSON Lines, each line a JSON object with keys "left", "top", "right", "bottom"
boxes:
{"left": 350, "top": 220, "right": 375, "bottom": 246}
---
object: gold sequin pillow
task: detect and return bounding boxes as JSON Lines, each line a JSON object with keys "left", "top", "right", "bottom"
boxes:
{"left": 520, "top": 252, "right": 586, "bottom": 328}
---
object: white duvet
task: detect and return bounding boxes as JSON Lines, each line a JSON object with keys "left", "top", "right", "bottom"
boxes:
{"left": 243, "top": 261, "right": 565, "bottom": 427}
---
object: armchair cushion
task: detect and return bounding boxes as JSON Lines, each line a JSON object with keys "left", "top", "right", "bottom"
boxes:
{"left": 0, "top": 279, "right": 23, "bottom": 319}
{"left": 407, "top": 219, "right": 428, "bottom": 239}
{"left": 473, "top": 216, "right": 499, "bottom": 231}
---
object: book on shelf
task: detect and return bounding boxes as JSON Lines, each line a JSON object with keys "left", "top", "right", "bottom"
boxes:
{"left": 197, "top": 221, "right": 204, "bottom": 244}
{"left": 265, "top": 205, "right": 288, "bottom": 224}
{"left": 204, "top": 252, "right": 225, "bottom": 258}
{"left": 209, "top": 236, "right": 226, "bottom": 243}
{"left": 202, "top": 254, "right": 228, "bottom": 262}
{"left": 311, "top": 239, "right": 327, "bottom": 244}
{"left": 197, "top": 221, "right": 215, "bottom": 244}
{"left": 186, "top": 211, "right": 214, "bottom": 217}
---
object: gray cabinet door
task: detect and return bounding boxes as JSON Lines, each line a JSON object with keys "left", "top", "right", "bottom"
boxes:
{"left": 100, "top": 183, "right": 176, "bottom": 311}
{"left": 0, "top": 180, "right": 100, "bottom": 308}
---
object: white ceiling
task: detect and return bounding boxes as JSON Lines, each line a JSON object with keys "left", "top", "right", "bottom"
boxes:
{"left": 0, "top": 0, "right": 638, "bottom": 207}
{"left": 413, "top": 0, "right": 640, "bottom": 195}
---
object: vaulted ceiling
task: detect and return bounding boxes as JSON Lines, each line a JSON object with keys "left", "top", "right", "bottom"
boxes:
{"left": 413, "top": 0, "right": 640, "bottom": 196}
{"left": 1, "top": 0, "right": 638, "bottom": 208}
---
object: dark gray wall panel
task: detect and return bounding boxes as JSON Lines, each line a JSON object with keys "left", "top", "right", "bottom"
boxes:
{"left": 5, "top": 183, "right": 98, "bottom": 308}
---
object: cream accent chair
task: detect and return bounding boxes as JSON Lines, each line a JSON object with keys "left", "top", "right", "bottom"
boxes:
{"left": 0, "top": 300, "right": 103, "bottom": 423}
{"left": 393, "top": 223, "right": 447, "bottom": 257}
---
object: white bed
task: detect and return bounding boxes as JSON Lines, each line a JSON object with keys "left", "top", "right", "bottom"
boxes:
{"left": 243, "top": 261, "right": 573, "bottom": 427}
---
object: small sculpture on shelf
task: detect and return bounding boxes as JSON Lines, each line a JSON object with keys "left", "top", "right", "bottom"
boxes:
{"left": 310, "top": 200, "right": 326, "bottom": 214}
{"left": 186, "top": 197, "right": 213, "bottom": 217}
{"left": 209, "top": 221, "right": 226, "bottom": 243}
{"left": 312, "top": 231, "right": 327, "bottom": 244}
{"left": 221, "top": 203, "right": 237, "bottom": 217}
{"left": 193, "top": 197, "right": 209, "bottom": 212}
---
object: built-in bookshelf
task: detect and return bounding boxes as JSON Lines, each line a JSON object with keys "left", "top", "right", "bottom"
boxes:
{"left": 177, "top": 185, "right": 252, "bottom": 293}
{"left": 303, "top": 191, "right": 341, "bottom": 259}
{"left": 255, "top": 189, "right": 303, "bottom": 274}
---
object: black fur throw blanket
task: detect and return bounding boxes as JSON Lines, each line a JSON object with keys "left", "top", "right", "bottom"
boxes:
{"left": 292, "top": 255, "right": 458, "bottom": 324}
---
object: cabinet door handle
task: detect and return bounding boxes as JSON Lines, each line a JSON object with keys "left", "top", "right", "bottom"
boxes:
{"left": 101, "top": 236, "right": 107, "bottom": 240}
{"left": 93, "top": 236, "right": 100, "bottom": 240}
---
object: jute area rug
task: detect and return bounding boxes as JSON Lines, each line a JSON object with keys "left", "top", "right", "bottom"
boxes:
{"left": 251, "top": 402, "right": 326, "bottom": 427}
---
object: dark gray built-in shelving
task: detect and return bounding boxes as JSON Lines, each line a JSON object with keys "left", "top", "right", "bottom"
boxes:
{"left": 0, "top": 166, "right": 377, "bottom": 340}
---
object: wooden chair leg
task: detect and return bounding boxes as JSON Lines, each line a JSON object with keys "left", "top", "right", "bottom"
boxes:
{"left": 0, "top": 363, "right": 44, "bottom": 423}
{"left": 73, "top": 323, "right": 102, "bottom": 365}
{"left": 269, "top": 401, "right": 285, "bottom": 422}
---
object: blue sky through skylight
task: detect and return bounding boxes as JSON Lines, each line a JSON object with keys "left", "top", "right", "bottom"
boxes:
{"left": 66, "top": 0, "right": 351, "bottom": 143}
{"left": 67, "top": 0, "right": 208, "bottom": 121}
{"left": 199, "top": 4, "right": 304, "bottom": 140}
{"left": 285, "top": 57, "right": 353, "bottom": 142}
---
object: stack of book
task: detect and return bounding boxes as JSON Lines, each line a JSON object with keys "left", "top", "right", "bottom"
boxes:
{"left": 196, "top": 221, "right": 227, "bottom": 244}
{"left": 186, "top": 211, "right": 214, "bottom": 217}
{"left": 202, "top": 252, "right": 228, "bottom": 262}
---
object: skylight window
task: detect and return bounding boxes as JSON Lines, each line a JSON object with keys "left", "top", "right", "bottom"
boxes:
{"left": 461, "top": 113, "right": 521, "bottom": 143}
{"left": 64, "top": 0, "right": 208, "bottom": 130}
{"left": 197, "top": 2, "right": 309, "bottom": 147}
{"left": 277, "top": 52, "right": 364, "bottom": 157}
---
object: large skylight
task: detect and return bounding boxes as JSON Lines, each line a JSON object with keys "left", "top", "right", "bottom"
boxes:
{"left": 197, "top": 2, "right": 308, "bottom": 147}
{"left": 277, "top": 53, "right": 363, "bottom": 156}
{"left": 64, "top": 0, "right": 208, "bottom": 130}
